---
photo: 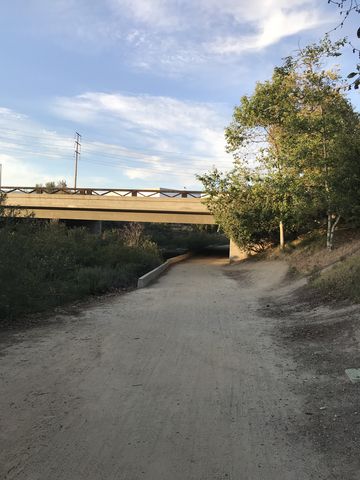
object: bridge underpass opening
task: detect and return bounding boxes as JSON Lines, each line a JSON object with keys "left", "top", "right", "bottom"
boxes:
{"left": 52, "top": 219, "right": 229, "bottom": 261}
{"left": 0, "top": 187, "right": 247, "bottom": 262}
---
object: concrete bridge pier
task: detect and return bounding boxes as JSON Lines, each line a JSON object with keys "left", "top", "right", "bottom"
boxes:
{"left": 229, "top": 239, "right": 248, "bottom": 263}
{"left": 90, "top": 220, "right": 103, "bottom": 235}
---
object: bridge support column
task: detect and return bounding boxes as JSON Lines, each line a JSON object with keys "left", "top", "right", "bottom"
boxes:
{"left": 90, "top": 220, "right": 103, "bottom": 235}
{"left": 229, "top": 239, "right": 248, "bottom": 263}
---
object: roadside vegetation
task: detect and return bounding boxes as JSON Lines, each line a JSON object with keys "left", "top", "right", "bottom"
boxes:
{"left": 0, "top": 216, "right": 161, "bottom": 322}
{"left": 35, "top": 180, "right": 68, "bottom": 193}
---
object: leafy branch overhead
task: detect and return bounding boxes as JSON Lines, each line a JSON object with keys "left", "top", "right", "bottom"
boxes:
{"left": 327, "top": 0, "right": 360, "bottom": 88}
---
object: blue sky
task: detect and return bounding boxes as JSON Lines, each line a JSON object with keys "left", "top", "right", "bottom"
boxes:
{"left": 0, "top": 0, "right": 359, "bottom": 189}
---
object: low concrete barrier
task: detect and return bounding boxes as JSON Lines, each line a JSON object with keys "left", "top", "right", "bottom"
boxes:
{"left": 137, "top": 253, "right": 191, "bottom": 288}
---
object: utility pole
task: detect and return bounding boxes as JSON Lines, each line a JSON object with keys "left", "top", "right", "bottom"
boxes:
{"left": 0, "top": 164, "right": 2, "bottom": 191}
{"left": 74, "top": 132, "right": 81, "bottom": 189}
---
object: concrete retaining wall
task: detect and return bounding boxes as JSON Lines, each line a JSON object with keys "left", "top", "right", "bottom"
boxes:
{"left": 137, "top": 253, "right": 191, "bottom": 288}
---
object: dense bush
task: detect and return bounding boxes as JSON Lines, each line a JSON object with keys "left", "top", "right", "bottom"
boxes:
{"left": 0, "top": 221, "right": 161, "bottom": 321}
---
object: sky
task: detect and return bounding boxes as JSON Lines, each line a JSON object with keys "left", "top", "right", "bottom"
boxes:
{"left": 0, "top": 0, "right": 359, "bottom": 190}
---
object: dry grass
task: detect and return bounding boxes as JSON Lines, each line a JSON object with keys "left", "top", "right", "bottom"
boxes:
{"left": 310, "top": 253, "right": 360, "bottom": 303}
{"left": 281, "top": 229, "right": 360, "bottom": 275}
{"left": 269, "top": 228, "right": 360, "bottom": 304}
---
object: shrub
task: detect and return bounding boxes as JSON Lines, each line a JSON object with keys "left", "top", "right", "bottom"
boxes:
{"left": 0, "top": 221, "right": 161, "bottom": 321}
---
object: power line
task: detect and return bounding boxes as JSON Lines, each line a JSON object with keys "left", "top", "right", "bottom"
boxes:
{"left": 0, "top": 146, "right": 72, "bottom": 159}
{"left": 0, "top": 142, "right": 228, "bottom": 174}
{"left": 0, "top": 126, "right": 232, "bottom": 180}
{"left": 0, "top": 125, "right": 228, "bottom": 161}
{"left": 81, "top": 153, "right": 229, "bottom": 171}
{"left": 81, "top": 147, "right": 229, "bottom": 165}
{"left": 80, "top": 159, "right": 206, "bottom": 178}
{"left": 0, "top": 139, "right": 73, "bottom": 150}
{"left": 0, "top": 136, "right": 225, "bottom": 166}
{"left": 81, "top": 145, "right": 232, "bottom": 169}
{"left": 82, "top": 156, "right": 226, "bottom": 172}
{"left": 82, "top": 144, "right": 228, "bottom": 161}
{"left": 0, "top": 126, "right": 73, "bottom": 142}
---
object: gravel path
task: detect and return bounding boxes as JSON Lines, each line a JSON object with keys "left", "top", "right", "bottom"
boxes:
{"left": 0, "top": 256, "right": 332, "bottom": 480}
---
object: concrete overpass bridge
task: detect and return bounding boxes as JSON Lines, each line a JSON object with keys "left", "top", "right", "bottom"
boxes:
{"left": 0, "top": 186, "right": 214, "bottom": 224}
{"left": 0, "top": 186, "right": 245, "bottom": 261}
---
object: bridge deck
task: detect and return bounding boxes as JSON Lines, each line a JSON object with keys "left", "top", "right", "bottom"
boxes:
{"left": 1, "top": 188, "right": 215, "bottom": 225}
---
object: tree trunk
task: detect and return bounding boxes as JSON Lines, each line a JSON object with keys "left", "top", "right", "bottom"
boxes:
{"left": 326, "top": 213, "right": 340, "bottom": 250}
{"left": 279, "top": 220, "right": 285, "bottom": 250}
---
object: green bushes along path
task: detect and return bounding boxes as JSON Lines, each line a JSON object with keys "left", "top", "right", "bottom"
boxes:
{"left": 0, "top": 221, "right": 161, "bottom": 321}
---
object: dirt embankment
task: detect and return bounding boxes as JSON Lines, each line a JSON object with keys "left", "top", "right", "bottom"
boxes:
{"left": 260, "top": 267, "right": 360, "bottom": 479}
{"left": 284, "top": 229, "right": 360, "bottom": 275}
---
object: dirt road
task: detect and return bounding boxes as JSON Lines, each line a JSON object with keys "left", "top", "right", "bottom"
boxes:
{"left": 0, "top": 256, "right": 352, "bottom": 479}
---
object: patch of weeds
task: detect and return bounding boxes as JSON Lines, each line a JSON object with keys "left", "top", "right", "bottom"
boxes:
{"left": 310, "top": 253, "right": 360, "bottom": 303}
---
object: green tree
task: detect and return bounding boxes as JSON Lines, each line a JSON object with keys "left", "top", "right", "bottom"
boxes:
{"left": 35, "top": 179, "right": 67, "bottom": 193}
{"left": 225, "top": 65, "right": 301, "bottom": 248}
{"left": 200, "top": 37, "right": 360, "bottom": 252}
{"left": 284, "top": 37, "right": 360, "bottom": 248}
{"left": 198, "top": 166, "right": 277, "bottom": 253}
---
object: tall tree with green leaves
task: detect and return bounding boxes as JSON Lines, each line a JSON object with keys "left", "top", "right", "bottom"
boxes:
{"left": 224, "top": 65, "right": 301, "bottom": 249}
{"left": 200, "top": 37, "right": 360, "bottom": 252}
{"left": 284, "top": 37, "right": 360, "bottom": 248}
{"left": 198, "top": 165, "right": 281, "bottom": 253}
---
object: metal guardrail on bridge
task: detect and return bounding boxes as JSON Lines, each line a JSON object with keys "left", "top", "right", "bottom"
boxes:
{"left": 0, "top": 187, "right": 205, "bottom": 198}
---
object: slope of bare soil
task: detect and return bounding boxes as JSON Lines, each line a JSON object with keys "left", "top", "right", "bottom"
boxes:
{"left": 285, "top": 229, "right": 360, "bottom": 275}
{"left": 260, "top": 273, "right": 360, "bottom": 479}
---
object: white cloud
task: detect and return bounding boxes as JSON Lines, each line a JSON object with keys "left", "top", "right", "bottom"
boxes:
{"left": 54, "top": 91, "right": 230, "bottom": 155}
{"left": 107, "top": 0, "right": 333, "bottom": 75}
{"left": 258, "top": 10, "right": 318, "bottom": 48}
{"left": 111, "top": 0, "right": 331, "bottom": 52}
{"left": 56, "top": 91, "right": 215, "bottom": 127}
{"left": 109, "top": 0, "right": 179, "bottom": 28}
{"left": 110, "top": 0, "right": 320, "bottom": 30}
{"left": 0, "top": 101, "right": 232, "bottom": 189}
{"left": 0, "top": 154, "right": 50, "bottom": 186}
{"left": 0, "top": 107, "right": 75, "bottom": 186}
{"left": 124, "top": 168, "right": 154, "bottom": 180}
{"left": 0, "top": 107, "right": 27, "bottom": 121}
{"left": 53, "top": 91, "right": 234, "bottom": 185}
{"left": 19, "top": 0, "right": 335, "bottom": 76}
{"left": 208, "top": 7, "right": 327, "bottom": 55}
{"left": 200, "top": 0, "right": 316, "bottom": 24}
